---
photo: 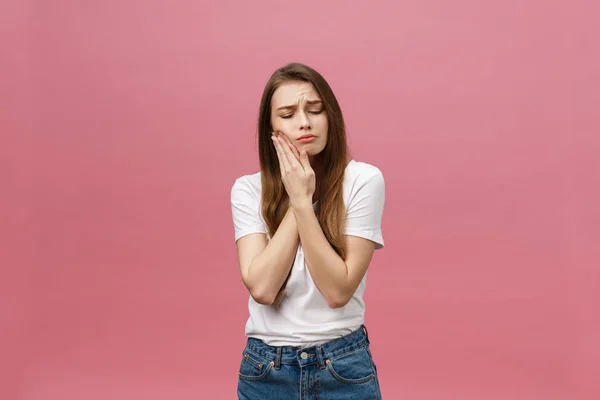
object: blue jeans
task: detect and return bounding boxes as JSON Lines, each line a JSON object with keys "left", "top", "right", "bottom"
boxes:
{"left": 237, "top": 325, "right": 382, "bottom": 399}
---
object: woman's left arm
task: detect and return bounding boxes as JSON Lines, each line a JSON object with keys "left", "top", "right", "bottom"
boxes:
{"left": 293, "top": 205, "right": 378, "bottom": 309}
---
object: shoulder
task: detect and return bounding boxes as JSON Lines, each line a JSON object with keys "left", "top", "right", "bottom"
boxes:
{"left": 231, "top": 171, "right": 262, "bottom": 200}
{"left": 345, "top": 160, "right": 385, "bottom": 186}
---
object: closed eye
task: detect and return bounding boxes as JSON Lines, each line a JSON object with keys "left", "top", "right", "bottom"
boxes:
{"left": 281, "top": 110, "right": 323, "bottom": 119}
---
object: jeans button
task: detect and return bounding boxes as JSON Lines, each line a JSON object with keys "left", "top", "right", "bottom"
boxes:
{"left": 300, "top": 352, "right": 308, "bottom": 359}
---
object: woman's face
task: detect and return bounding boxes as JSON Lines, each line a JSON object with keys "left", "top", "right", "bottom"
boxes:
{"left": 270, "top": 81, "right": 328, "bottom": 157}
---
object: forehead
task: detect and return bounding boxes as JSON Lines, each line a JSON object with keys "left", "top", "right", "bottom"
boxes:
{"left": 271, "top": 81, "right": 321, "bottom": 107}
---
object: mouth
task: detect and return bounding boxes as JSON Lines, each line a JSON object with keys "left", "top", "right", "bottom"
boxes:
{"left": 297, "top": 134, "right": 317, "bottom": 143}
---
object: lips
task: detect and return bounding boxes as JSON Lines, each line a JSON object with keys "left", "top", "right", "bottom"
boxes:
{"left": 297, "top": 135, "right": 317, "bottom": 143}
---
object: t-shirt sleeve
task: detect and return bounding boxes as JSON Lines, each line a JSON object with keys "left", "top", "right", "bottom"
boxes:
{"left": 344, "top": 170, "right": 385, "bottom": 249}
{"left": 230, "top": 177, "right": 268, "bottom": 242}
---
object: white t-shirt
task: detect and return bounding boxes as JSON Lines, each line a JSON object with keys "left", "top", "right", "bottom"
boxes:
{"left": 230, "top": 159, "right": 385, "bottom": 346}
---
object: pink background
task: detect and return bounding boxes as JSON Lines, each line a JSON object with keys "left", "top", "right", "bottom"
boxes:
{"left": 1, "top": 1, "right": 598, "bottom": 399}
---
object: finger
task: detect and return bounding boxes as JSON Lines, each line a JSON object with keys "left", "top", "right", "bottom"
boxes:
{"left": 281, "top": 134, "right": 300, "bottom": 160}
{"left": 277, "top": 136, "right": 300, "bottom": 171}
{"left": 272, "top": 134, "right": 286, "bottom": 174}
{"left": 274, "top": 131, "right": 298, "bottom": 159}
{"left": 274, "top": 136, "right": 293, "bottom": 172}
{"left": 299, "top": 149, "right": 313, "bottom": 172}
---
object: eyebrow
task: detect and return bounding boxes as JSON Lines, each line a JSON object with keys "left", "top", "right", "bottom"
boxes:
{"left": 276, "top": 100, "right": 323, "bottom": 111}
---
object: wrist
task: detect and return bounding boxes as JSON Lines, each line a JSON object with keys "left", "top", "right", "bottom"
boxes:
{"left": 284, "top": 206, "right": 296, "bottom": 219}
{"left": 290, "top": 199, "right": 314, "bottom": 214}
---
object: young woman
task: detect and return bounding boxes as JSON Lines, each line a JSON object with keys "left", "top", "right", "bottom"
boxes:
{"left": 230, "top": 62, "right": 385, "bottom": 399}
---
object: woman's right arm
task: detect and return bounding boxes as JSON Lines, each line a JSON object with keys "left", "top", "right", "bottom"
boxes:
{"left": 232, "top": 135, "right": 303, "bottom": 305}
{"left": 236, "top": 208, "right": 299, "bottom": 305}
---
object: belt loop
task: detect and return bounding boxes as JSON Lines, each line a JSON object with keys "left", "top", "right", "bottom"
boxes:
{"left": 275, "top": 346, "right": 282, "bottom": 370}
{"left": 316, "top": 345, "right": 325, "bottom": 369}
{"left": 362, "top": 324, "right": 370, "bottom": 343}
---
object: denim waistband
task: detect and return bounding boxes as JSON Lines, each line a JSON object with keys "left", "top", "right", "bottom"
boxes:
{"left": 244, "top": 325, "right": 371, "bottom": 369}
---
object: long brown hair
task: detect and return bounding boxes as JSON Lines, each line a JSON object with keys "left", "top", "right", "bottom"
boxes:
{"left": 257, "top": 63, "right": 351, "bottom": 303}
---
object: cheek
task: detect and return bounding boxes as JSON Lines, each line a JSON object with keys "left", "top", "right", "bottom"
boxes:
{"left": 313, "top": 115, "right": 328, "bottom": 131}
{"left": 270, "top": 117, "right": 284, "bottom": 133}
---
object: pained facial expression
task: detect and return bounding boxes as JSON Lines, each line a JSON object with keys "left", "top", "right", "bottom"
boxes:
{"left": 270, "top": 81, "right": 328, "bottom": 157}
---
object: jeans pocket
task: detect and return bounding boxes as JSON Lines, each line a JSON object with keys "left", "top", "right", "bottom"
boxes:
{"left": 238, "top": 350, "right": 274, "bottom": 382}
{"left": 326, "top": 346, "right": 376, "bottom": 384}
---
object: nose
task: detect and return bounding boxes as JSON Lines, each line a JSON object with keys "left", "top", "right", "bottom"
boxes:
{"left": 299, "top": 112, "right": 312, "bottom": 131}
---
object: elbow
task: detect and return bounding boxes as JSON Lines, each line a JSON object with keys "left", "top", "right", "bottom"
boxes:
{"left": 249, "top": 288, "right": 277, "bottom": 306}
{"left": 243, "top": 271, "right": 277, "bottom": 305}
{"left": 252, "top": 293, "right": 276, "bottom": 306}
{"left": 325, "top": 291, "right": 351, "bottom": 309}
